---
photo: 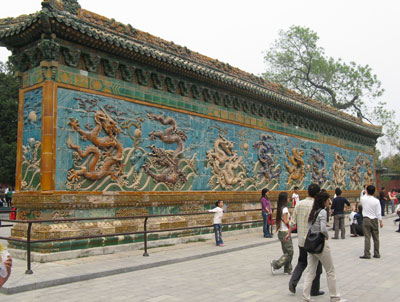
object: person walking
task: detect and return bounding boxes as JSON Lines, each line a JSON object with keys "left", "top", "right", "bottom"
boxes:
{"left": 260, "top": 188, "right": 272, "bottom": 238}
{"left": 360, "top": 185, "right": 383, "bottom": 259}
{"left": 331, "top": 188, "right": 350, "bottom": 239}
{"left": 286, "top": 184, "right": 323, "bottom": 296}
{"left": 378, "top": 187, "right": 386, "bottom": 217}
{"left": 208, "top": 200, "right": 224, "bottom": 247}
{"left": 270, "top": 192, "right": 293, "bottom": 275}
{"left": 3, "top": 187, "right": 9, "bottom": 208}
{"left": 5, "top": 187, "right": 12, "bottom": 208}
{"left": 301, "top": 191, "right": 348, "bottom": 302}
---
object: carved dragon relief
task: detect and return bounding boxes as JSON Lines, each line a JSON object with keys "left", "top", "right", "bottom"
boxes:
{"left": 66, "top": 108, "right": 124, "bottom": 184}
{"left": 142, "top": 113, "right": 189, "bottom": 188}
{"left": 309, "top": 147, "right": 328, "bottom": 187}
{"left": 363, "top": 158, "right": 373, "bottom": 186}
{"left": 350, "top": 154, "right": 363, "bottom": 189}
{"left": 206, "top": 129, "right": 255, "bottom": 191}
{"left": 332, "top": 152, "right": 347, "bottom": 188}
{"left": 285, "top": 148, "right": 305, "bottom": 188}
{"left": 253, "top": 134, "right": 281, "bottom": 190}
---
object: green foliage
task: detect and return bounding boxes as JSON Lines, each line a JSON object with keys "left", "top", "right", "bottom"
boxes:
{"left": 382, "top": 154, "right": 400, "bottom": 174}
{"left": 263, "top": 26, "right": 398, "bottom": 150}
{"left": 0, "top": 61, "right": 19, "bottom": 186}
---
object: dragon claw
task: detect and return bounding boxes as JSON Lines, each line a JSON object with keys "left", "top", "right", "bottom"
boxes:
{"left": 68, "top": 118, "right": 80, "bottom": 131}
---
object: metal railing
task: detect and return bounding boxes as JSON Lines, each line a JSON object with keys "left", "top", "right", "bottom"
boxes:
{"left": 0, "top": 208, "right": 275, "bottom": 275}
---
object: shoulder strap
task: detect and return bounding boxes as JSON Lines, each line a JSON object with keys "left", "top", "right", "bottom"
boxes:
{"left": 311, "top": 209, "right": 322, "bottom": 225}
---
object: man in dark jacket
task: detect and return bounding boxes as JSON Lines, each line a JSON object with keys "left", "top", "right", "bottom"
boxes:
{"left": 331, "top": 188, "right": 350, "bottom": 239}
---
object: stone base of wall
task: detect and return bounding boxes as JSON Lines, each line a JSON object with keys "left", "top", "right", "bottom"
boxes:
{"left": 9, "top": 192, "right": 265, "bottom": 254}
{"left": 9, "top": 224, "right": 263, "bottom": 263}
{"left": 8, "top": 191, "right": 361, "bottom": 255}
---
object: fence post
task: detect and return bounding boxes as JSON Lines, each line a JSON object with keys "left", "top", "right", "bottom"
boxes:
{"left": 25, "top": 222, "right": 33, "bottom": 274}
{"left": 143, "top": 217, "right": 149, "bottom": 256}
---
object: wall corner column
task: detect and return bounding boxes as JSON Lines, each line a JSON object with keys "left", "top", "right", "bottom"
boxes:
{"left": 41, "top": 77, "right": 57, "bottom": 191}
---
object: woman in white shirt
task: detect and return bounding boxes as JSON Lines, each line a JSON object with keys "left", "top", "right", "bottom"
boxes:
{"left": 270, "top": 192, "right": 293, "bottom": 275}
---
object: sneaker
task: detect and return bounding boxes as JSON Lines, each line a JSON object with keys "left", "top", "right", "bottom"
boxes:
{"left": 218, "top": 244, "right": 224, "bottom": 247}
{"left": 270, "top": 261, "right": 276, "bottom": 275}
{"left": 284, "top": 271, "right": 292, "bottom": 275}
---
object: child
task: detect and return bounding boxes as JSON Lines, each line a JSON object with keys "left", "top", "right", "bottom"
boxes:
{"left": 292, "top": 186, "right": 300, "bottom": 207}
{"left": 208, "top": 200, "right": 224, "bottom": 247}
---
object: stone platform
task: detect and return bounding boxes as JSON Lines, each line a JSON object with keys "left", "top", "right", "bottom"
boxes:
{"left": 1, "top": 214, "right": 398, "bottom": 302}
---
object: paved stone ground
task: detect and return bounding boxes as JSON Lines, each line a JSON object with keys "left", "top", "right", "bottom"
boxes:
{"left": 1, "top": 214, "right": 399, "bottom": 302}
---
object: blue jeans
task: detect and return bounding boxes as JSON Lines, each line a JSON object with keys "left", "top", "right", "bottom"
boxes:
{"left": 262, "top": 212, "right": 271, "bottom": 237}
{"left": 213, "top": 224, "right": 223, "bottom": 245}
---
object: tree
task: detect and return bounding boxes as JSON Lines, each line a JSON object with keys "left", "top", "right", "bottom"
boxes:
{"left": 0, "top": 61, "right": 19, "bottom": 186}
{"left": 263, "top": 26, "right": 398, "bottom": 151}
{"left": 381, "top": 154, "right": 400, "bottom": 174}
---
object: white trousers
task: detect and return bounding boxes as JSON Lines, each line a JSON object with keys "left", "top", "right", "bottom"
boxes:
{"left": 302, "top": 242, "right": 341, "bottom": 302}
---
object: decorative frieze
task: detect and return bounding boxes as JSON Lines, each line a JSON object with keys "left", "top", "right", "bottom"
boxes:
{"left": 103, "top": 59, "right": 119, "bottom": 78}
{"left": 37, "top": 39, "right": 60, "bottom": 62}
{"left": 62, "top": 47, "right": 81, "bottom": 67}
{"left": 83, "top": 53, "right": 101, "bottom": 73}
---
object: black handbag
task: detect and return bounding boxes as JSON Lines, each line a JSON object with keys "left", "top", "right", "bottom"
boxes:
{"left": 304, "top": 209, "right": 325, "bottom": 254}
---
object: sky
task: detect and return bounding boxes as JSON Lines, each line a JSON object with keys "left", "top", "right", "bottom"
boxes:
{"left": 0, "top": 0, "right": 399, "bottom": 153}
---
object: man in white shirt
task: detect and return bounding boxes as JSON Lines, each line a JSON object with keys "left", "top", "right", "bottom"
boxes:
{"left": 360, "top": 185, "right": 383, "bottom": 259}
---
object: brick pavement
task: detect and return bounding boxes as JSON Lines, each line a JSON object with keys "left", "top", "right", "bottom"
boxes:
{"left": 0, "top": 214, "right": 399, "bottom": 302}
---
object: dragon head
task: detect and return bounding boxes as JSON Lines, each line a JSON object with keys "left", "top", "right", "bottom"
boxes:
{"left": 95, "top": 109, "right": 121, "bottom": 137}
{"left": 219, "top": 136, "right": 234, "bottom": 156}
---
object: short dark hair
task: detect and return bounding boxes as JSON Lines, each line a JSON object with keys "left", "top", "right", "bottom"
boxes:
{"left": 366, "top": 185, "right": 375, "bottom": 195}
{"left": 294, "top": 186, "right": 299, "bottom": 190}
{"left": 308, "top": 183, "right": 321, "bottom": 198}
{"left": 261, "top": 188, "right": 269, "bottom": 197}
{"left": 335, "top": 188, "right": 342, "bottom": 196}
{"left": 215, "top": 200, "right": 223, "bottom": 207}
{"left": 381, "top": 187, "right": 385, "bottom": 190}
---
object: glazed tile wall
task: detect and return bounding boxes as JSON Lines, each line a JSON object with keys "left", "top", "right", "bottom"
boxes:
{"left": 55, "top": 88, "right": 374, "bottom": 192}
